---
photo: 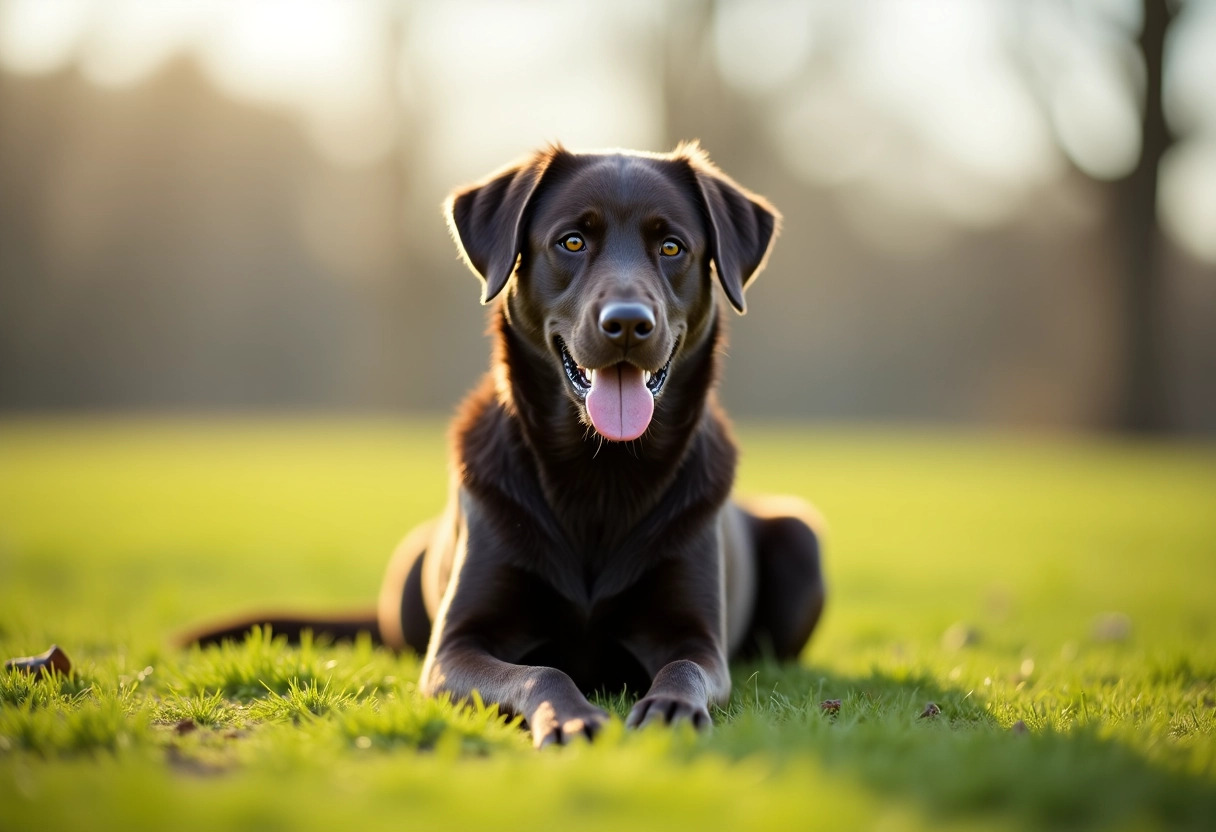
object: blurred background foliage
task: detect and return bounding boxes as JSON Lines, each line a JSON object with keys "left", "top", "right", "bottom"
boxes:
{"left": 1, "top": 0, "right": 1213, "bottom": 432}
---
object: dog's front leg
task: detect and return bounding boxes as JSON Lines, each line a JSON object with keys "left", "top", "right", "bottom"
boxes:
{"left": 422, "top": 640, "right": 608, "bottom": 748}
{"left": 417, "top": 497, "right": 609, "bottom": 748}
{"left": 621, "top": 526, "right": 733, "bottom": 731}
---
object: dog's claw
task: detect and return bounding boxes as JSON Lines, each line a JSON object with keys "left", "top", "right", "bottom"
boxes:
{"left": 625, "top": 696, "right": 711, "bottom": 732}
{"left": 529, "top": 703, "right": 609, "bottom": 749}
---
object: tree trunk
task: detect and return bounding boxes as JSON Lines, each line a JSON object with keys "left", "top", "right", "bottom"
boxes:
{"left": 1114, "top": 0, "right": 1172, "bottom": 432}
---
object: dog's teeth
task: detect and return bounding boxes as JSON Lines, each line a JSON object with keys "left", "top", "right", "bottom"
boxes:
{"left": 587, "top": 369, "right": 595, "bottom": 384}
{"left": 643, "top": 371, "right": 652, "bottom": 383}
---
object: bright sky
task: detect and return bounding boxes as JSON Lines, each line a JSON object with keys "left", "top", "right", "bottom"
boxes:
{"left": 0, "top": 0, "right": 1213, "bottom": 262}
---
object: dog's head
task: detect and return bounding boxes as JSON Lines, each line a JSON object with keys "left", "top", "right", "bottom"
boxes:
{"left": 445, "top": 143, "right": 779, "bottom": 442}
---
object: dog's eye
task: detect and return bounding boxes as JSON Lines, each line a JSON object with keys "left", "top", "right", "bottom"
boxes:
{"left": 660, "top": 240, "right": 682, "bottom": 257}
{"left": 560, "top": 234, "right": 586, "bottom": 253}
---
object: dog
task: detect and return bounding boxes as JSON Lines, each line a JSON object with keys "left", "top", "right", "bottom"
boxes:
{"left": 186, "top": 143, "right": 826, "bottom": 748}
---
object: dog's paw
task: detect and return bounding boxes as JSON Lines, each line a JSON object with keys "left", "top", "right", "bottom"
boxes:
{"left": 528, "top": 700, "right": 609, "bottom": 749}
{"left": 625, "top": 696, "right": 712, "bottom": 731}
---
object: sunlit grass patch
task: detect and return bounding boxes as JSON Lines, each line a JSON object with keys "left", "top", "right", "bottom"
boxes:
{"left": 154, "top": 689, "right": 242, "bottom": 728}
{"left": 335, "top": 691, "right": 527, "bottom": 754}
{"left": 0, "top": 691, "right": 149, "bottom": 756}
{"left": 163, "top": 627, "right": 405, "bottom": 701}
{"left": 0, "top": 666, "right": 95, "bottom": 709}
{"left": 248, "top": 677, "right": 362, "bottom": 723}
{"left": 1, "top": 419, "right": 1214, "bottom": 831}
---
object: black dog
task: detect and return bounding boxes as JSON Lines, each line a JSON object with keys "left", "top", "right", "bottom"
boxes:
{"left": 188, "top": 143, "right": 825, "bottom": 748}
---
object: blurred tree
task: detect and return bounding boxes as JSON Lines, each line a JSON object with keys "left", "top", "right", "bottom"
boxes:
{"left": 1020, "top": 0, "right": 1176, "bottom": 432}
{"left": 1113, "top": 0, "right": 1172, "bottom": 432}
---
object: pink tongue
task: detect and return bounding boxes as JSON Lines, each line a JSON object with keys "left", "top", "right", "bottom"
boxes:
{"left": 585, "top": 364, "right": 654, "bottom": 441}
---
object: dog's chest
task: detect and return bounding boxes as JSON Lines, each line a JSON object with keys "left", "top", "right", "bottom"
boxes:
{"left": 518, "top": 617, "right": 652, "bottom": 696}
{"left": 497, "top": 563, "right": 651, "bottom": 694}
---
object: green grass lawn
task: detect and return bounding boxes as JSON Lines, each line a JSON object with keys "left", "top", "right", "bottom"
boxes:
{"left": 1, "top": 417, "right": 1214, "bottom": 831}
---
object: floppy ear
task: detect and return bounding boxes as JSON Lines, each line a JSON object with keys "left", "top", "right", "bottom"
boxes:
{"left": 686, "top": 150, "right": 780, "bottom": 314}
{"left": 444, "top": 150, "right": 553, "bottom": 304}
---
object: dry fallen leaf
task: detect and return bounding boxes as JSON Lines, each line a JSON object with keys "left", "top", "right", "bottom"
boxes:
{"left": 3, "top": 644, "right": 72, "bottom": 676}
{"left": 919, "top": 702, "right": 941, "bottom": 719}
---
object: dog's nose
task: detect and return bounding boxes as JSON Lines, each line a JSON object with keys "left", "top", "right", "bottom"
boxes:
{"left": 599, "top": 302, "right": 655, "bottom": 346}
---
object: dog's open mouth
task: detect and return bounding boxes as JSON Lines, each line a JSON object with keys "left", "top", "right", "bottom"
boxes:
{"left": 557, "top": 337, "right": 674, "bottom": 442}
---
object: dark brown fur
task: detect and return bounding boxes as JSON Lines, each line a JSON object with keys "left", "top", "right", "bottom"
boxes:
{"left": 184, "top": 144, "right": 825, "bottom": 747}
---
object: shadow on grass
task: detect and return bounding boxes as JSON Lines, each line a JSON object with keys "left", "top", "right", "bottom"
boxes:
{"left": 672, "top": 662, "right": 1216, "bottom": 830}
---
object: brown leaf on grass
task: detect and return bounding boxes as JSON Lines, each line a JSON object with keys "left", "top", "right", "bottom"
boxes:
{"left": 174, "top": 719, "right": 198, "bottom": 736}
{"left": 919, "top": 702, "right": 941, "bottom": 719}
{"left": 1011, "top": 719, "right": 1029, "bottom": 735}
{"left": 819, "top": 699, "right": 841, "bottom": 715}
{"left": 3, "top": 644, "right": 72, "bottom": 676}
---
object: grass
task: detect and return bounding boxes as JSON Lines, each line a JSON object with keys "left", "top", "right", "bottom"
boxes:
{"left": 1, "top": 416, "right": 1214, "bottom": 831}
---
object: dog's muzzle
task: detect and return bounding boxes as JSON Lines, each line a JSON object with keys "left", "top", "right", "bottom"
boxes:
{"left": 557, "top": 337, "right": 675, "bottom": 442}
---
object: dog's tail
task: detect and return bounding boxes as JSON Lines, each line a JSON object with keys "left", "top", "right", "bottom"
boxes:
{"left": 176, "top": 609, "right": 382, "bottom": 650}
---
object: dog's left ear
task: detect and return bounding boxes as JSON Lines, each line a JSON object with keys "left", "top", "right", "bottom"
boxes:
{"left": 445, "top": 149, "right": 555, "bottom": 304}
{"left": 686, "top": 150, "right": 780, "bottom": 314}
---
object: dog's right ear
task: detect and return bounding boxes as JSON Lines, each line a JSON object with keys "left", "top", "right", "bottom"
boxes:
{"left": 444, "top": 149, "right": 555, "bottom": 304}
